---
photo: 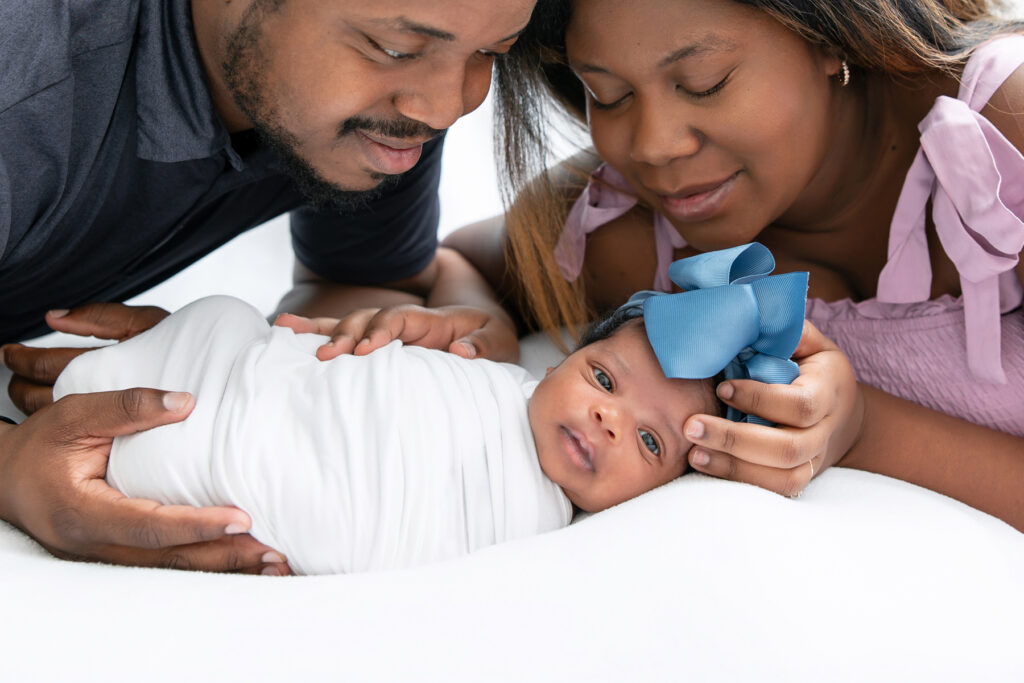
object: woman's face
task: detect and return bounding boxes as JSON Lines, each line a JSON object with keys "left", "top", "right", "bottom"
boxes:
{"left": 565, "top": 0, "right": 843, "bottom": 249}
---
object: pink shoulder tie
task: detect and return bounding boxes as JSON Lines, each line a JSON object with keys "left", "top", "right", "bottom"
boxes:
{"left": 877, "top": 36, "right": 1024, "bottom": 383}
{"left": 556, "top": 164, "right": 688, "bottom": 292}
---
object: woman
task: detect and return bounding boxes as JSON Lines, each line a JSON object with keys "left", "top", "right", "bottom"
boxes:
{"left": 444, "top": 0, "right": 1024, "bottom": 526}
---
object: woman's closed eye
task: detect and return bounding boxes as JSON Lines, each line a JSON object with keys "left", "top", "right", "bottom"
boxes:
{"left": 681, "top": 72, "right": 731, "bottom": 99}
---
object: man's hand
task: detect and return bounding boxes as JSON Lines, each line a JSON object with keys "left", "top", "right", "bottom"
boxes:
{"left": 2, "top": 303, "right": 169, "bottom": 414}
{"left": 0, "top": 388, "right": 290, "bottom": 574}
{"left": 275, "top": 304, "right": 520, "bottom": 363}
{"left": 680, "top": 321, "right": 864, "bottom": 497}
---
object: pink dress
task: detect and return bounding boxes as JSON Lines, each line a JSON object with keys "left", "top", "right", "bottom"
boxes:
{"left": 556, "top": 36, "right": 1024, "bottom": 436}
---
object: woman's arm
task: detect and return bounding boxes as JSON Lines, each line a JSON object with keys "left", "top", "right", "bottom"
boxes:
{"left": 841, "top": 384, "right": 1024, "bottom": 532}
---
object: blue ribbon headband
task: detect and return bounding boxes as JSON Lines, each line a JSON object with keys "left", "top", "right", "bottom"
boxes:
{"left": 616, "top": 242, "right": 808, "bottom": 425}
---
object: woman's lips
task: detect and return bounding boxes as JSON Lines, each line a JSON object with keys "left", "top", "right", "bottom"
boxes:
{"left": 560, "top": 426, "right": 594, "bottom": 472}
{"left": 657, "top": 172, "right": 739, "bottom": 222}
{"left": 355, "top": 131, "right": 424, "bottom": 175}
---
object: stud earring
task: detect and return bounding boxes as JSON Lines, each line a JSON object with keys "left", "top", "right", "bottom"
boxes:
{"left": 838, "top": 60, "right": 850, "bottom": 87}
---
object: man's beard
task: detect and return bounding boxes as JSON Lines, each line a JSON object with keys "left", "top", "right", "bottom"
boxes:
{"left": 220, "top": 1, "right": 442, "bottom": 211}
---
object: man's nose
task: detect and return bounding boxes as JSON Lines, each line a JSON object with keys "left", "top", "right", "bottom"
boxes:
{"left": 394, "top": 57, "right": 492, "bottom": 132}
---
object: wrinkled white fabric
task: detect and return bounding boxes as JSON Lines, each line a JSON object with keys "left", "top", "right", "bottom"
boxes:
{"left": 53, "top": 296, "right": 571, "bottom": 575}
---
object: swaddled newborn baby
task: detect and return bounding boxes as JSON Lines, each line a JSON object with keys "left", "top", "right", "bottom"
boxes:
{"left": 54, "top": 244, "right": 806, "bottom": 575}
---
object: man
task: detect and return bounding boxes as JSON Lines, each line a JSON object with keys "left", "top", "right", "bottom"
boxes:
{"left": 0, "top": 0, "right": 534, "bottom": 574}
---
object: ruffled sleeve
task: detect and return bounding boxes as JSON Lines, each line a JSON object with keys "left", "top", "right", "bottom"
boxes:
{"left": 876, "top": 36, "right": 1024, "bottom": 383}
{"left": 555, "top": 164, "right": 688, "bottom": 292}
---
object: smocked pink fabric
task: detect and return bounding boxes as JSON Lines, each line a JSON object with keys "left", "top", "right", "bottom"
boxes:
{"left": 555, "top": 164, "right": 687, "bottom": 292}
{"left": 556, "top": 36, "right": 1024, "bottom": 435}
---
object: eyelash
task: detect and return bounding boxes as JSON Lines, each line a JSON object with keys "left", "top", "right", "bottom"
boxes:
{"left": 589, "top": 73, "right": 731, "bottom": 111}
{"left": 365, "top": 35, "right": 419, "bottom": 61}
{"left": 366, "top": 36, "right": 507, "bottom": 63}
{"left": 592, "top": 367, "right": 662, "bottom": 457}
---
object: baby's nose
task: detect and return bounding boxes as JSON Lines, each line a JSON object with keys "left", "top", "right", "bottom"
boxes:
{"left": 592, "top": 405, "right": 623, "bottom": 442}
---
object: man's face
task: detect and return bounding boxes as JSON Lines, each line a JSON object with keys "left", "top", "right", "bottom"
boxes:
{"left": 212, "top": 0, "right": 535, "bottom": 207}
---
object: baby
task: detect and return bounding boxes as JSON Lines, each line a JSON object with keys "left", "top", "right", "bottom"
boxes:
{"left": 53, "top": 243, "right": 806, "bottom": 575}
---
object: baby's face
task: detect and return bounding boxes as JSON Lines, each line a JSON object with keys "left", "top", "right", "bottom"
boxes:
{"left": 528, "top": 320, "right": 716, "bottom": 512}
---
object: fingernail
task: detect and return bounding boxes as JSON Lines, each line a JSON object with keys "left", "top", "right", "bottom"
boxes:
{"left": 717, "top": 382, "right": 734, "bottom": 400}
{"left": 261, "top": 551, "right": 287, "bottom": 564}
{"left": 685, "top": 420, "right": 704, "bottom": 440}
{"left": 224, "top": 522, "right": 248, "bottom": 535}
{"left": 690, "top": 449, "right": 711, "bottom": 467}
{"left": 48, "top": 309, "right": 69, "bottom": 318}
{"left": 162, "top": 392, "right": 191, "bottom": 412}
{"left": 457, "top": 341, "right": 476, "bottom": 358}
{"left": 261, "top": 566, "right": 283, "bottom": 576}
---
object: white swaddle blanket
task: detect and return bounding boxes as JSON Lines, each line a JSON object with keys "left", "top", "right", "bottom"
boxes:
{"left": 53, "top": 296, "right": 572, "bottom": 575}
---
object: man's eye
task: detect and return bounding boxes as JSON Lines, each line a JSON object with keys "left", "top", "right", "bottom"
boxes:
{"left": 366, "top": 36, "right": 417, "bottom": 61}
{"left": 639, "top": 430, "right": 660, "bottom": 456}
{"left": 593, "top": 367, "right": 612, "bottom": 391}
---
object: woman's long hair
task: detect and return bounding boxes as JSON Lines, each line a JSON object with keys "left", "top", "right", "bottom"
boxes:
{"left": 494, "top": 0, "right": 1022, "bottom": 340}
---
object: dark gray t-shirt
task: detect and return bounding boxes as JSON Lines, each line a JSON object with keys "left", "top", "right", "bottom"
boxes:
{"left": 0, "top": 0, "right": 442, "bottom": 343}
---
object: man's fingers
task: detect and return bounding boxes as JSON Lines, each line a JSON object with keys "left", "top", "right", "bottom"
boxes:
{"left": 7, "top": 375, "right": 54, "bottom": 415}
{"left": 684, "top": 414, "right": 826, "bottom": 470}
{"left": 49, "top": 388, "right": 195, "bottom": 439}
{"left": 68, "top": 479, "right": 252, "bottom": 549}
{"left": 1, "top": 344, "right": 93, "bottom": 384}
{"left": 688, "top": 446, "right": 817, "bottom": 498}
{"left": 88, "top": 534, "right": 291, "bottom": 574}
{"left": 274, "top": 313, "right": 340, "bottom": 336}
{"left": 716, "top": 379, "right": 825, "bottom": 429}
{"left": 44, "top": 303, "right": 168, "bottom": 340}
{"left": 451, "top": 322, "right": 520, "bottom": 363}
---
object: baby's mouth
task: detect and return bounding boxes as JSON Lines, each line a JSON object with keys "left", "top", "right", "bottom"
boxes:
{"left": 561, "top": 426, "right": 594, "bottom": 472}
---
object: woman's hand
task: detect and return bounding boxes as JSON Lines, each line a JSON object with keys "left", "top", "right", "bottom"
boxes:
{"left": 275, "top": 304, "right": 520, "bottom": 363}
{"left": 0, "top": 388, "right": 290, "bottom": 574}
{"left": 681, "top": 321, "right": 864, "bottom": 497}
{"left": 2, "top": 302, "right": 169, "bottom": 415}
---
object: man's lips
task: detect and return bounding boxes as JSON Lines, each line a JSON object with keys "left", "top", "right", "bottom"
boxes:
{"left": 560, "top": 426, "right": 595, "bottom": 472}
{"left": 354, "top": 131, "right": 427, "bottom": 175}
{"left": 654, "top": 171, "right": 740, "bottom": 222}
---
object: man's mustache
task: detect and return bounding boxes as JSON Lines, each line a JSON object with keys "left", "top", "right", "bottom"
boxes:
{"left": 338, "top": 116, "right": 445, "bottom": 142}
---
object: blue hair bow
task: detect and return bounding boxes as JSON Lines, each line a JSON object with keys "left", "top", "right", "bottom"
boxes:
{"left": 618, "top": 242, "right": 808, "bottom": 425}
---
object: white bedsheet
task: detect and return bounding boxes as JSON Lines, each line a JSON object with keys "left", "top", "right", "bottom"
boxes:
{"left": 1, "top": 455, "right": 1022, "bottom": 681}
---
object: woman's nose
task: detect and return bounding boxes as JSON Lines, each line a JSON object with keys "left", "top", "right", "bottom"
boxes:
{"left": 629, "top": 99, "right": 703, "bottom": 167}
{"left": 394, "top": 57, "right": 492, "bottom": 132}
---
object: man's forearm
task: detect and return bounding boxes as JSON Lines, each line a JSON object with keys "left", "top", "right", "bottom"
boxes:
{"left": 274, "top": 281, "right": 424, "bottom": 320}
{"left": 840, "top": 384, "right": 1024, "bottom": 532}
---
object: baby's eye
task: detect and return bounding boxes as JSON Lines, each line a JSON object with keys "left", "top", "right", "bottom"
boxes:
{"left": 593, "top": 367, "right": 612, "bottom": 391}
{"left": 639, "top": 430, "right": 660, "bottom": 456}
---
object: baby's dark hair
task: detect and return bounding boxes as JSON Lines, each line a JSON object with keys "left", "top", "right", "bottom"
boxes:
{"left": 575, "top": 308, "right": 728, "bottom": 421}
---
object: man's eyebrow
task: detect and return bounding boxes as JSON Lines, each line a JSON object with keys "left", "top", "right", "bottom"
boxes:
{"left": 369, "top": 17, "right": 457, "bottom": 42}
{"left": 571, "top": 34, "right": 737, "bottom": 75}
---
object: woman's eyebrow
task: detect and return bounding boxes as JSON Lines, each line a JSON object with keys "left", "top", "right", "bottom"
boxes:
{"left": 657, "top": 35, "right": 737, "bottom": 68}
{"left": 571, "top": 34, "right": 738, "bottom": 75}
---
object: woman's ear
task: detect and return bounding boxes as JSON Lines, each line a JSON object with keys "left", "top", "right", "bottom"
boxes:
{"left": 818, "top": 45, "right": 845, "bottom": 80}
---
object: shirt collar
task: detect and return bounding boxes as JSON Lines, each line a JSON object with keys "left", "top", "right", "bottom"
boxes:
{"left": 134, "top": 0, "right": 243, "bottom": 169}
